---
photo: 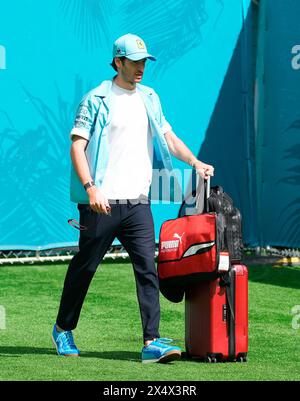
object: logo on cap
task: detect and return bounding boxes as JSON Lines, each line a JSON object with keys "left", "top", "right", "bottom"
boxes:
{"left": 136, "top": 40, "right": 145, "bottom": 49}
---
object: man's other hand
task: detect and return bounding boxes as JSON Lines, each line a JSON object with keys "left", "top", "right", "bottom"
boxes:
{"left": 86, "top": 186, "right": 110, "bottom": 215}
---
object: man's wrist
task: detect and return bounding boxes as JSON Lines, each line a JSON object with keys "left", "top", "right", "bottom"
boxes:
{"left": 83, "top": 180, "right": 95, "bottom": 191}
{"left": 189, "top": 157, "right": 199, "bottom": 169}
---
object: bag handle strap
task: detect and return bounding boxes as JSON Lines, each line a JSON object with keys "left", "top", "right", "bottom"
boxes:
{"left": 177, "top": 175, "right": 211, "bottom": 217}
{"left": 195, "top": 175, "right": 210, "bottom": 214}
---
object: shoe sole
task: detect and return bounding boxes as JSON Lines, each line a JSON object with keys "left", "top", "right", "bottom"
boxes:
{"left": 142, "top": 350, "right": 181, "bottom": 364}
{"left": 51, "top": 334, "right": 79, "bottom": 357}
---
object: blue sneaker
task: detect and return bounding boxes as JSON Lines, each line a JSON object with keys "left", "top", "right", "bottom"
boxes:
{"left": 142, "top": 338, "right": 181, "bottom": 364}
{"left": 51, "top": 324, "right": 79, "bottom": 356}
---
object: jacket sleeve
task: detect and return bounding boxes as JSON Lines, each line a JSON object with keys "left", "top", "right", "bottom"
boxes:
{"left": 70, "top": 94, "right": 98, "bottom": 141}
{"left": 152, "top": 91, "right": 172, "bottom": 134}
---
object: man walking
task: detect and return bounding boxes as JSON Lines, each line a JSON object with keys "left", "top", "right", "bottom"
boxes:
{"left": 52, "top": 33, "right": 214, "bottom": 363}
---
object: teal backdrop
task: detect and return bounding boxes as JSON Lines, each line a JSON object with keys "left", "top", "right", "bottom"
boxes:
{"left": 1, "top": 0, "right": 298, "bottom": 250}
{"left": 255, "top": 0, "right": 300, "bottom": 247}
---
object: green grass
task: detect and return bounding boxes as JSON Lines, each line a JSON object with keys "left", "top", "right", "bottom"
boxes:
{"left": 0, "top": 262, "right": 300, "bottom": 381}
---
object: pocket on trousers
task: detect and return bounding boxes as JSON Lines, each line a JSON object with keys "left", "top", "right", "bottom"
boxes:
{"left": 77, "top": 204, "right": 101, "bottom": 238}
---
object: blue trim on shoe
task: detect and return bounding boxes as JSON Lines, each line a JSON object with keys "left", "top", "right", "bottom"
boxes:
{"left": 142, "top": 338, "right": 181, "bottom": 364}
{"left": 51, "top": 324, "right": 80, "bottom": 356}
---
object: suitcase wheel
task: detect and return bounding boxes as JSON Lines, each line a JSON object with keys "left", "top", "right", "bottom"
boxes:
{"left": 204, "top": 354, "right": 218, "bottom": 363}
{"left": 236, "top": 353, "right": 247, "bottom": 363}
{"left": 181, "top": 351, "right": 191, "bottom": 360}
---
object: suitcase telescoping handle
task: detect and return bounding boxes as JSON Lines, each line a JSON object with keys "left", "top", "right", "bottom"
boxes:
{"left": 204, "top": 176, "right": 210, "bottom": 213}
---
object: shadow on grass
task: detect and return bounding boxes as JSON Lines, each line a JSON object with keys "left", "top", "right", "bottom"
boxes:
{"left": 81, "top": 350, "right": 140, "bottom": 362}
{"left": 0, "top": 346, "right": 140, "bottom": 362}
{"left": 248, "top": 265, "right": 300, "bottom": 290}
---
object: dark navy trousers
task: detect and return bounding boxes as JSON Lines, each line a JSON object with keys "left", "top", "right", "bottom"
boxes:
{"left": 56, "top": 200, "right": 160, "bottom": 342}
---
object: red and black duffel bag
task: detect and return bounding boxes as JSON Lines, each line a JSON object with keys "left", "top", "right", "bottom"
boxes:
{"left": 157, "top": 179, "right": 229, "bottom": 302}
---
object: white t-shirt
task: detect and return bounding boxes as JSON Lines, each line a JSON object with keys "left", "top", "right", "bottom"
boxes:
{"left": 72, "top": 81, "right": 172, "bottom": 200}
{"left": 101, "top": 82, "right": 154, "bottom": 199}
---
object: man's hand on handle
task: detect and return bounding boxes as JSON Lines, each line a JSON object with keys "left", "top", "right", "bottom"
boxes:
{"left": 193, "top": 160, "right": 214, "bottom": 180}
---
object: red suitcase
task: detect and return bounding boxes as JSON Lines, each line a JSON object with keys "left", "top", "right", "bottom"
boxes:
{"left": 185, "top": 264, "right": 248, "bottom": 362}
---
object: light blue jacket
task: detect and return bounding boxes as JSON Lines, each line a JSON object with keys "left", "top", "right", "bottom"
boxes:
{"left": 70, "top": 79, "right": 174, "bottom": 203}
